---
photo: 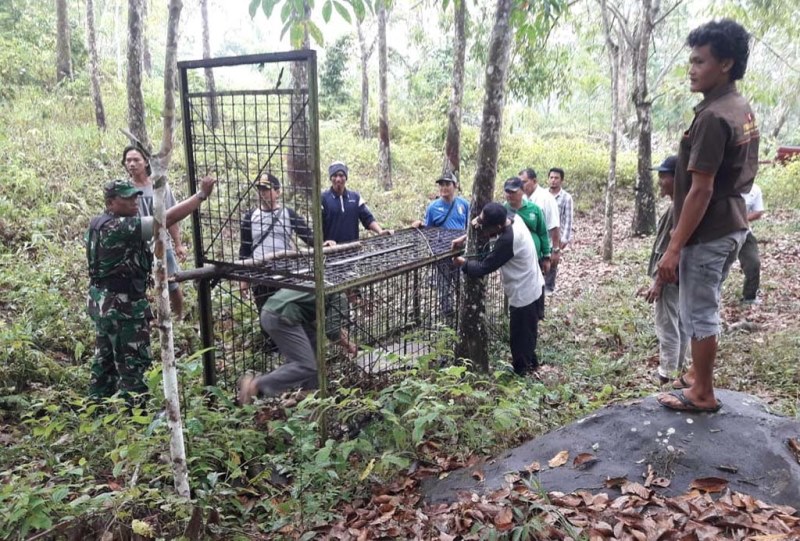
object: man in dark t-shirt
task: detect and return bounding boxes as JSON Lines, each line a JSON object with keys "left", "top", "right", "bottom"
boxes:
{"left": 657, "top": 20, "right": 759, "bottom": 413}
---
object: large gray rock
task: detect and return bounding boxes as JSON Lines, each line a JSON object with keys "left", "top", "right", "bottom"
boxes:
{"left": 423, "top": 389, "right": 800, "bottom": 507}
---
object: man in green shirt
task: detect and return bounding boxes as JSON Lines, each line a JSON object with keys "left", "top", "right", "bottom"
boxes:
{"left": 237, "top": 288, "right": 357, "bottom": 404}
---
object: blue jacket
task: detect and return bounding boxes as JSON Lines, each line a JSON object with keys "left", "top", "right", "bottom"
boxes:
{"left": 321, "top": 188, "right": 376, "bottom": 243}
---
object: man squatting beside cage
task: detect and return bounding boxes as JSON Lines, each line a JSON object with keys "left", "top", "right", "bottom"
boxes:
{"left": 86, "top": 176, "right": 217, "bottom": 403}
{"left": 452, "top": 202, "right": 544, "bottom": 375}
{"left": 656, "top": 19, "right": 759, "bottom": 413}
{"left": 640, "top": 156, "right": 689, "bottom": 385}
{"left": 236, "top": 288, "right": 358, "bottom": 405}
{"left": 412, "top": 173, "right": 470, "bottom": 319}
{"left": 122, "top": 145, "right": 187, "bottom": 318}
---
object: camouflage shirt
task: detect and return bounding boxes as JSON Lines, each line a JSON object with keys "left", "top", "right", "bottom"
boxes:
{"left": 86, "top": 212, "right": 154, "bottom": 320}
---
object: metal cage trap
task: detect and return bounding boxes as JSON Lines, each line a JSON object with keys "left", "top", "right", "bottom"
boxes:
{"left": 177, "top": 50, "right": 508, "bottom": 394}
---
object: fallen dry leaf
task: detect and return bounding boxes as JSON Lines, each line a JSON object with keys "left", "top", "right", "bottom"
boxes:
{"left": 621, "top": 481, "right": 652, "bottom": 500}
{"left": 788, "top": 438, "right": 800, "bottom": 464}
{"left": 472, "top": 470, "right": 485, "bottom": 482}
{"left": 524, "top": 460, "right": 541, "bottom": 473}
{"left": 548, "top": 450, "right": 569, "bottom": 468}
{"left": 605, "top": 476, "right": 628, "bottom": 489}
{"left": 650, "top": 477, "right": 671, "bottom": 488}
{"left": 493, "top": 507, "right": 514, "bottom": 531}
{"left": 689, "top": 477, "right": 729, "bottom": 493}
{"left": 572, "top": 452, "right": 598, "bottom": 470}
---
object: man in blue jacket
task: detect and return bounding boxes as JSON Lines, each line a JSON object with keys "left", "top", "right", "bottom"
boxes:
{"left": 321, "top": 161, "right": 392, "bottom": 243}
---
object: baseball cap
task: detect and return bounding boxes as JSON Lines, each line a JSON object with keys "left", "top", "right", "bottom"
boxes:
{"left": 503, "top": 177, "right": 524, "bottom": 192}
{"left": 481, "top": 202, "right": 507, "bottom": 227}
{"left": 328, "top": 161, "right": 348, "bottom": 178}
{"left": 652, "top": 155, "right": 678, "bottom": 173}
{"left": 104, "top": 179, "right": 142, "bottom": 199}
{"left": 256, "top": 173, "right": 281, "bottom": 190}
{"left": 436, "top": 173, "right": 458, "bottom": 185}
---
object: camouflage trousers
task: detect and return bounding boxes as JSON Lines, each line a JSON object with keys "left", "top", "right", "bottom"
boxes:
{"left": 90, "top": 316, "right": 152, "bottom": 401}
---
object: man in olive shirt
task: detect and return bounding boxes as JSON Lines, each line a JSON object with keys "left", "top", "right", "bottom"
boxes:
{"left": 657, "top": 20, "right": 759, "bottom": 413}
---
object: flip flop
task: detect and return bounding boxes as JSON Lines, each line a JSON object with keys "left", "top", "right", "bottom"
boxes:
{"left": 672, "top": 375, "right": 691, "bottom": 390}
{"left": 657, "top": 390, "right": 722, "bottom": 413}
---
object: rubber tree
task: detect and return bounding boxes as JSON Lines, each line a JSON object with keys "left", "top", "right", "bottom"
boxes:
{"left": 56, "top": 0, "right": 72, "bottom": 82}
{"left": 599, "top": 0, "right": 621, "bottom": 262}
{"left": 86, "top": 0, "right": 106, "bottom": 129}
{"left": 355, "top": 18, "right": 375, "bottom": 138}
{"left": 443, "top": 0, "right": 467, "bottom": 179}
{"left": 201, "top": 0, "right": 219, "bottom": 128}
{"left": 377, "top": 0, "right": 392, "bottom": 190}
{"left": 152, "top": 0, "right": 190, "bottom": 499}
{"left": 454, "top": 0, "right": 514, "bottom": 371}
{"left": 127, "top": 0, "right": 151, "bottom": 151}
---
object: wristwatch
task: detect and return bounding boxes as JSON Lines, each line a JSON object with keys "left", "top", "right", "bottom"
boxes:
{"left": 195, "top": 191, "right": 208, "bottom": 201}
{"left": 552, "top": 247, "right": 560, "bottom": 253}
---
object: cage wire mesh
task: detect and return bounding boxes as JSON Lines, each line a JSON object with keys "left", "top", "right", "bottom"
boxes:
{"left": 179, "top": 51, "right": 508, "bottom": 392}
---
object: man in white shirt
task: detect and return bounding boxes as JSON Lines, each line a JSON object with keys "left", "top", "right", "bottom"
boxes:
{"left": 452, "top": 203, "right": 544, "bottom": 375}
{"left": 519, "top": 168, "right": 561, "bottom": 285}
{"left": 547, "top": 167, "right": 574, "bottom": 293}
{"left": 739, "top": 183, "right": 764, "bottom": 304}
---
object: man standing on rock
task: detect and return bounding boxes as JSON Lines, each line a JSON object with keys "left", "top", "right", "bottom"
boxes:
{"left": 657, "top": 19, "right": 759, "bottom": 413}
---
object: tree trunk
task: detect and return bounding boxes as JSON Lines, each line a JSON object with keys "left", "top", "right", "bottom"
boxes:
{"left": 152, "top": 0, "right": 190, "bottom": 499}
{"left": 443, "top": 0, "right": 466, "bottom": 179}
{"left": 56, "top": 0, "right": 73, "bottom": 82}
{"left": 127, "top": 0, "right": 151, "bottom": 151}
{"left": 200, "top": 0, "right": 219, "bottom": 128}
{"left": 85, "top": 0, "right": 107, "bottom": 129}
{"left": 115, "top": 0, "right": 123, "bottom": 81}
{"left": 455, "top": 0, "right": 514, "bottom": 372}
{"left": 142, "top": 0, "right": 152, "bottom": 75}
{"left": 286, "top": 1, "right": 311, "bottom": 189}
{"left": 356, "top": 18, "right": 372, "bottom": 139}
{"left": 600, "top": 0, "right": 619, "bottom": 262}
{"left": 377, "top": 1, "right": 392, "bottom": 190}
{"left": 631, "top": 0, "right": 657, "bottom": 236}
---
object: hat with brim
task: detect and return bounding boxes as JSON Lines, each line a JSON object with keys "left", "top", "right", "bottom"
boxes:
{"left": 436, "top": 173, "right": 458, "bottom": 185}
{"left": 104, "top": 179, "right": 142, "bottom": 199}
{"left": 256, "top": 174, "right": 281, "bottom": 190}
{"left": 651, "top": 155, "right": 678, "bottom": 173}
{"left": 503, "top": 177, "right": 524, "bottom": 192}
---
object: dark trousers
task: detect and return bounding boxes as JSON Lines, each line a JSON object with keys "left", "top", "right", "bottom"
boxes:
{"left": 253, "top": 311, "right": 319, "bottom": 397}
{"left": 544, "top": 260, "right": 559, "bottom": 291}
{"left": 738, "top": 230, "right": 760, "bottom": 300}
{"left": 509, "top": 299, "right": 540, "bottom": 375}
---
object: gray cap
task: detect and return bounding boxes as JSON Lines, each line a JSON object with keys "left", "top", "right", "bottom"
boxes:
{"left": 328, "top": 161, "right": 348, "bottom": 178}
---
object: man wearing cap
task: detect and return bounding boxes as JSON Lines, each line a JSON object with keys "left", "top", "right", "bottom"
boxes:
{"left": 452, "top": 202, "right": 544, "bottom": 375}
{"left": 239, "top": 172, "right": 316, "bottom": 312}
{"left": 547, "top": 167, "right": 574, "bottom": 293}
{"left": 503, "top": 177, "right": 551, "bottom": 320}
{"left": 640, "top": 156, "right": 689, "bottom": 385}
{"left": 656, "top": 19, "right": 758, "bottom": 413}
{"left": 412, "top": 173, "right": 470, "bottom": 230}
{"left": 519, "top": 167, "right": 561, "bottom": 277}
{"left": 86, "top": 176, "right": 216, "bottom": 403}
{"left": 122, "top": 145, "right": 187, "bottom": 317}
{"left": 411, "top": 173, "right": 470, "bottom": 319}
{"left": 321, "top": 161, "right": 392, "bottom": 244}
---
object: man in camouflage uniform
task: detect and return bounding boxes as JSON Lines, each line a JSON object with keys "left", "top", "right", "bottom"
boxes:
{"left": 86, "top": 177, "right": 215, "bottom": 401}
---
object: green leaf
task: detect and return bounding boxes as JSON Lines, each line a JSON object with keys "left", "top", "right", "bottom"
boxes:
{"left": 307, "top": 20, "right": 325, "bottom": 46}
{"left": 442, "top": 0, "right": 450, "bottom": 11}
{"left": 332, "top": 0, "right": 352, "bottom": 23}
{"left": 322, "top": 0, "right": 332, "bottom": 22}
{"left": 280, "top": 0, "right": 293, "bottom": 22}
{"left": 289, "top": 23, "right": 305, "bottom": 47}
{"left": 350, "top": 0, "right": 366, "bottom": 20}
{"left": 249, "top": 0, "right": 261, "bottom": 17}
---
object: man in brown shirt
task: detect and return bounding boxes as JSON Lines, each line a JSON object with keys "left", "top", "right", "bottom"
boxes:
{"left": 657, "top": 19, "right": 759, "bottom": 413}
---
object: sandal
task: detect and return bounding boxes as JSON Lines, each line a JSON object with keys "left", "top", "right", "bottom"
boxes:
{"left": 657, "top": 390, "right": 722, "bottom": 413}
{"left": 672, "top": 375, "right": 691, "bottom": 390}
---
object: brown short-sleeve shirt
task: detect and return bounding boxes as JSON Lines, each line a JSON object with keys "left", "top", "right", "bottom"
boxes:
{"left": 673, "top": 83, "right": 759, "bottom": 244}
